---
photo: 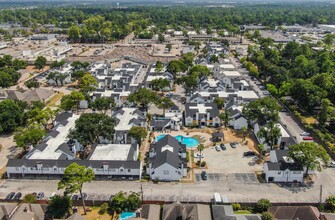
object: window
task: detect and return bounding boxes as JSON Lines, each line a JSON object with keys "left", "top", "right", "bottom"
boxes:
{"left": 163, "top": 170, "right": 169, "bottom": 175}
{"left": 120, "top": 169, "right": 124, "bottom": 172}
{"left": 277, "top": 171, "right": 281, "bottom": 174}
{"left": 54, "top": 168, "right": 57, "bottom": 171}
{"left": 16, "top": 167, "right": 20, "bottom": 171}
{"left": 96, "top": 168, "right": 103, "bottom": 171}
{"left": 128, "top": 169, "right": 131, "bottom": 172}
{"left": 293, "top": 171, "right": 301, "bottom": 174}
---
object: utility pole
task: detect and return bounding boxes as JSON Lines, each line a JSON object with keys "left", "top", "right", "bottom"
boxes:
{"left": 141, "top": 184, "right": 144, "bottom": 205}
{"left": 320, "top": 185, "right": 323, "bottom": 204}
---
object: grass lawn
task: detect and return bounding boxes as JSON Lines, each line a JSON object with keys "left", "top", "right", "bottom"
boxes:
{"left": 46, "top": 92, "right": 64, "bottom": 107}
{"left": 234, "top": 210, "right": 252, "bottom": 214}
{"left": 304, "top": 117, "right": 317, "bottom": 125}
{"left": 77, "top": 206, "right": 113, "bottom": 220}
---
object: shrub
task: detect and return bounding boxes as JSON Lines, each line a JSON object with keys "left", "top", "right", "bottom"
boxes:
{"left": 261, "top": 211, "right": 273, "bottom": 220}
{"left": 325, "top": 195, "right": 335, "bottom": 212}
{"left": 255, "top": 198, "right": 272, "bottom": 213}
{"left": 99, "top": 202, "right": 108, "bottom": 215}
{"left": 201, "top": 161, "right": 206, "bottom": 167}
{"left": 232, "top": 203, "right": 241, "bottom": 211}
{"left": 196, "top": 161, "right": 200, "bottom": 166}
{"left": 23, "top": 194, "right": 37, "bottom": 203}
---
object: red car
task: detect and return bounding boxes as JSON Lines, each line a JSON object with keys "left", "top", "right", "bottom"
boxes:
{"left": 303, "top": 136, "right": 314, "bottom": 141}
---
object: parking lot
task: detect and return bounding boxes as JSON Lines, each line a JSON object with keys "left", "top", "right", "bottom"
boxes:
{"left": 201, "top": 142, "right": 263, "bottom": 173}
{"left": 195, "top": 172, "right": 258, "bottom": 184}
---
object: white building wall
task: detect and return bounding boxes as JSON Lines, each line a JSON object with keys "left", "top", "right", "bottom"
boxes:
{"left": 149, "top": 163, "right": 184, "bottom": 181}
{"left": 264, "top": 164, "right": 303, "bottom": 182}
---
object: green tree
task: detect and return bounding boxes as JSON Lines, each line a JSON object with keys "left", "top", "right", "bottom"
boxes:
{"left": 91, "top": 97, "right": 115, "bottom": 114}
{"left": 24, "top": 80, "right": 40, "bottom": 89}
{"left": 0, "top": 100, "right": 24, "bottom": 133}
{"left": 219, "top": 111, "right": 230, "bottom": 129}
{"left": 151, "top": 78, "right": 170, "bottom": 93}
{"left": 243, "top": 97, "right": 280, "bottom": 124}
{"left": 109, "top": 191, "right": 141, "bottom": 214}
{"left": 34, "top": 56, "right": 47, "bottom": 70}
{"left": 14, "top": 125, "right": 46, "bottom": 150}
{"left": 78, "top": 73, "right": 98, "bottom": 93}
{"left": 241, "top": 126, "right": 247, "bottom": 141}
{"left": 197, "top": 143, "right": 205, "bottom": 164}
{"left": 289, "top": 142, "right": 330, "bottom": 176}
{"left": 71, "top": 61, "right": 89, "bottom": 71}
{"left": 69, "top": 113, "right": 115, "bottom": 146}
{"left": 318, "top": 98, "right": 335, "bottom": 127}
{"left": 261, "top": 211, "right": 273, "bottom": 220}
{"left": 209, "top": 55, "right": 219, "bottom": 63}
{"left": 58, "top": 163, "right": 95, "bottom": 215}
{"left": 68, "top": 26, "right": 81, "bottom": 42}
{"left": 158, "top": 33, "right": 165, "bottom": 43}
{"left": 23, "top": 194, "right": 37, "bottom": 203}
{"left": 71, "top": 70, "right": 86, "bottom": 81}
{"left": 129, "top": 126, "right": 147, "bottom": 145}
{"left": 156, "top": 97, "right": 174, "bottom": 115}
{"left": 166, "top": 44, "right": 172, "bottom": 52}
{"left": 325, "top": 195, "right": 335, "bottom": 212}
{"left": 128, "top": 88, "right": 158, "bottom": 110}
{"left": 323, "top": 34, "right": 335, "bottom": 47}
{"left": 266, "top": 84, "right": 278, "bottom": 97}
{"left": 47, "top": 195, "right": 72, "bottom": 218}
{"left": 255, "top": 198, "right": 272, "bottom": 213}
{"left": 257, "top": 121, "right": 281, "bottom": 150}
{"left": 60, "top": 91, "right": 85, "bottom": 112}
{"left": 155, "top": 61, "right": 164, "bottom": 73}
{"left": 25, "top": 107, "right": 56, "bottom": 129}
{"left": 214, "top": 97, "right": 225, "bottom": 109}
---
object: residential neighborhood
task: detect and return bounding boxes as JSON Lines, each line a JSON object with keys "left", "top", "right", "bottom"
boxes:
{"left": 1, "top": 1, "right": 335, "bottom": 219}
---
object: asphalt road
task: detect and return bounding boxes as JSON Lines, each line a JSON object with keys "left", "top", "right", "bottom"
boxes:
{"left": 1, "top": 168, "right": 334, "bottom": 203}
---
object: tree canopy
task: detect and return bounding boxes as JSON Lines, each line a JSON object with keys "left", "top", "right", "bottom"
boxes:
{"left": 0, "top": 100, "right": 24, "bottom": 133}
{"left": 68, "top": 113, "right": 115, "bottom": 146}
{"left": 58, "top": 163, "right": 95, "bottom": 215}
{"left": 288, "top": 142, "right": 329, "bottom": 176}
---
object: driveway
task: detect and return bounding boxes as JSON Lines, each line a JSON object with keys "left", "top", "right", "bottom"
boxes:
{"left": 199, "top": 143, "right": 262, "bottom": 173}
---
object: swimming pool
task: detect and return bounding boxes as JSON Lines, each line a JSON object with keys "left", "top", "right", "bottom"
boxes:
{"left": 155, "top": 134, "right": 199, "bottom": 148}
{"left": 119, "top": 212, "right": 136, "bottom": 220}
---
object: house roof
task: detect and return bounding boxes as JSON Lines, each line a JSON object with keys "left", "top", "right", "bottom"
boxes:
{"left": 266, "top": 161, "right": 303, "bottom": 171}
{"left": 212, "top": 205, "right": 261, "bottom": 220}
{"left": 150, "top": 119, "right": 171, "bottom": 130}
{"left": 6, "top": 88, "right": 54, "bottom": 104}
{"left": 212, "top": 131, "right": 224, "bottom": 138}
{"left": 170, "top": 105, "right": 180, "bottom": 111}
{"left": 150, "top": 135, "right": 186, "bottom": 169}
{"left": 7, "top": 159, "right": 141, "bottom": 169}
{"left": 141, "top": 204, "right": 161, "bottom": 220}
{"left": 269, "top": 206, "right": 320, "bottom": 220}
{"left": 185, "top": 103, "right": 220, "bottom": 118}
{"left": 66, "top": 212, "right": 87, "bottom": 220}
{"left": 11, "top": 203, "right": 45, "bottom": 220}
{"left": 162, "top": 203, "right": 211, "bottom": 220}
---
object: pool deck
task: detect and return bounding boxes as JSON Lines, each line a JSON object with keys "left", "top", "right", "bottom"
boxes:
{"left": 153, "top": 130, "right": 212, "bottom": 148}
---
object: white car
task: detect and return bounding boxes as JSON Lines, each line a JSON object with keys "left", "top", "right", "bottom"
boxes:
{"left": 328, "top": 162, "right": 335, "bottom": 168}
{"left": 300, "top": 132, "right": 311, "bottom": 136}
{"left": 194, "top": 153, "right": 204, "bottom": 158}
{"left": 215, "top": 146, "right": 221, "bottom": 151}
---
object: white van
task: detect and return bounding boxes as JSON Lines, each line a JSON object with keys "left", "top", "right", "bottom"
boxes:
{"left": 213, "top": 193, "right": 222, "bottom": 204}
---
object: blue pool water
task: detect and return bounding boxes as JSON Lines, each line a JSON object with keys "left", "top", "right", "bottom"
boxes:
{"left": 119, "top": 212, "right": 136, "bottom": 220}
{"left": 155, "top": 134, "right": 199, "bottom": 148}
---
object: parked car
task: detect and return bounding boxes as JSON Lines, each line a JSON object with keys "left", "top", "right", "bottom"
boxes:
{"left": 6, "top": 192, "right": 16, "bottom": 200}
{"left": 280, "top": 108, "right": 288, "bottom": 112}
{"left": 49, "top": 192, "right": 56, "bottom": 199}
{"left": 201, "top": 171, "right": 208, "bottom": 181}
{"left": 215, "top": 145, "right": 221, "bottom": 151}
{"left": 220, "top": 143, "right": 227, "bottom": 150}
{"left": 328, "top": 162, "right": 335, "bottom": 168}
{"left": 13, "top": 192, "right": 22, "bottom": 200}
{"left": 194, "top": 153, "right": 204, "bottom": 158}
{"left": 72, "top": 195, "right": 79, "bottom": 200}
{"left": 243, "top": 151, "right": 256, "bottom": 157}
{"left": 300, "top": 132, "right": 311, "bottom": 136}
{"left": 230, "top": 142, "right": 239, "bottom": 148}
{"left": 37, "top": 192, "right": 44, "bottom": 199}
{"left": 303, "top": 136, "right": 313, "bottom": 141}
{"left": 31, "top": 192, "right": 37, "bottom": 198}
{"left": 262, "top": 91, "right": 270, "bottom": 95}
